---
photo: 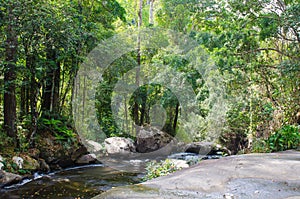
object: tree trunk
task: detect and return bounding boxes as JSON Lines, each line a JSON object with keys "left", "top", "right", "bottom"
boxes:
{"left": 139, "top": 93, "right": 147, "bottom": 125}
{"left": 134, "top": 0, "right": 143, "bottom": 125}
{"left": 20, "top": 83, "right": 26, "bottom": 117}
{"left": 149, "top": 0, "right": 154, "bottom": 25}
{"left": 29, "top": 69, "right": 39, "bottom": 147}
{"left": 173, "top": 102, "right": 179, "bottom": 133}
{"left": 41, "top": 49, "right": 60, "bottom": 115}
{"left": 4, "top": 5, "right": 18, "bottom": 140}
{"left": 21, "top": 53, "right": 34, "bottom": 118}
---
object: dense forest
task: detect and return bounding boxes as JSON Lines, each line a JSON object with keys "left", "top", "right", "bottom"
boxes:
{"left": 1, "top": 0, "right": 299, "bottom": 156}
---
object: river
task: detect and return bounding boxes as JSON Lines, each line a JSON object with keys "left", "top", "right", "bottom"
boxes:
{"left": 0, "top": 152, "right": 221, "bottom": 198}
{"left": 0, "top": 164, "right": 143, "bottom": 199}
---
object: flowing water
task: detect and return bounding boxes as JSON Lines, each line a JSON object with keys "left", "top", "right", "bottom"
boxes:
{"left": 0, "top": 164, "right": 143, "bottom": 199}
{"left": 0, "top": 153, "right": 221, "bottom": 199}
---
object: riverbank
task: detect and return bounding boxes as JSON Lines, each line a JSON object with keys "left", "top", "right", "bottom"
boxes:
{"left": 96, "top": 150, "right": 300, "bottom": 199}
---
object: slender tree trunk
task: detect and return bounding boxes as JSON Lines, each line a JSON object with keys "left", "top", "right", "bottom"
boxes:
{"left": 52, "top": 61, "right": 60, "bottom": 113}
{"left": 26, "top": 85, "right": 30, "bottom": 114}
{"left": 4, "top": 5, "right": 18, "bottom": 140}
{"left": 60, "top": 73, "right": 74, "bottom": 114}
{"left": 29, "top": 69, "right": 39, "bottom": 147}
{"left": 82, "top": 74, "right": 86, "bottom": 123}
{"left": 134, "top": 0, "right": 143, "bottom": 125}
{"left": 140, "top": 89, "right": 147, "bottom": 125}
{"left": 42, "top": 49, "right": 60, "bottom": 115}
{"left": 20, "top": 83, "right": 26, "bottom": 117}
{"left": 146, "top": 105, "right": 150, "bottom": 124}
{"left": 149, "top": 0, "right": 154, "bottom": 25}
{"left": 21, "top": 53, "right": 34, "bottom": 117}
{"left": 124, "top": 95, "right": 129, "bottom": 133}
{"left": 173, "top": 102, "right": 179, "bottom": 133}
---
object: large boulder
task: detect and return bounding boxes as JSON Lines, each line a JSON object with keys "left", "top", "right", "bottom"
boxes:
{"left": 184, "top": 142, "right": 213, "bottom": 155}
{"left": 104, "top": 137, "right": 136, "bottom": 154}
{"left": 0, "top": 170, "right": 22, "bottom": 187}
{"left": 36, "top": 131, "right": 87, "bottom": 169}
{"left": 136, "top": 126, "right": 173, "bottom": 153}
{"left": 98, "top": 150, "right": 300, "bottom": 199}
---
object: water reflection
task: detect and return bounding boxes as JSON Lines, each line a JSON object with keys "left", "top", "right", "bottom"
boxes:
{"left": 0, "top": 164, "right": 142, "bottom": 199}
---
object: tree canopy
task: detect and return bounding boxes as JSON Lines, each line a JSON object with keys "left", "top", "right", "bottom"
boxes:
{"left": 1, "top": 0, "right": 299, "bottom": 153}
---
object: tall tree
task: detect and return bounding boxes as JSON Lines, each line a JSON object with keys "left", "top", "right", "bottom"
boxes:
{"left": 149, "top": 0, "right": 155, "bottom": 25}
{"left": 3, "top": 1, "right": 19, "bottom": 140}
{"left": 133, "top": 0, "right": 143, "bottom": 126}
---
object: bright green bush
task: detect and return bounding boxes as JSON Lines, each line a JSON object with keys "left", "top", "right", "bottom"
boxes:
{"left": 40, "top": 118, "right": 75, "bottom": 141}
{"left": 267, "top": 125, "right": 300, "bottom": 152}
{"left": 143, "top": 159, "right": 179, "bottom": 181}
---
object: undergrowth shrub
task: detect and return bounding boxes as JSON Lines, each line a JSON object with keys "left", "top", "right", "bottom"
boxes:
{"left": 143, "top": 159, "right": 179, "bottom": 181}
{"left": 267, "top": 125, "right": 300, "bottom": 152}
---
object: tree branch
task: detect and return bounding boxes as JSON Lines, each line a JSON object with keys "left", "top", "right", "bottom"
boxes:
{"left": 235, "top": 48, "right": 300, "bottom": 60}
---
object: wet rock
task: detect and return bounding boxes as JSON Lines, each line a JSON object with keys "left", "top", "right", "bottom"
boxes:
{"left": 136, "top": 126, "right": 173, "bottom": 153}
{"left": 184, "top": 142, "right": 212, "bottom": 155}
{"left": 12, "top": 156, "right": 24, "bottom": 169}
{"left": 36, "top": 131, "right": 84, "bottom": 169}
{"left": 57, "top": 158, "right": 74, "bottom": 168}
{"left": 208, "top": 144, "right": 231, "bottom": 156}
{"left": 39, "top": 159, "right": 50, "bottom": 172}
{"left": 168, "top": 152, "right": 201, "bottom": 165}
{"left": 49, "top": 164, "right": 62, "bottom": 171}
{"left": 71, "top": 145, "right": 88, "bottom": 161}
{"left": 0, "top": 170, "right": 22, "bottom": 187}
{"left": 104, "top": 137, "right": 136, "bottom": 154}
{"left": 53, "top": 178, "right": 70, "bottom": 183}
{"left": 76, "top": 154, "right": 97, "bottom": 164}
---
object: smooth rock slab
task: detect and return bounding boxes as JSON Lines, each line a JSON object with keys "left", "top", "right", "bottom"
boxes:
{"left": 95, "top": 150, "right": 300, "bottom": 199}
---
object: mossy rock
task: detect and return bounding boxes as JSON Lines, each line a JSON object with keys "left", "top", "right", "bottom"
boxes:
{"left": 20, "top": 155, "right": 40, "bottom": 171}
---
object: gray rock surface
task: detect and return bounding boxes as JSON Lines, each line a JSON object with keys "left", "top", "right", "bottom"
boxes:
{"left": 185, "top": 142, "right": 213, "bottom": 155}
{"left": 76, "top": 153, "right": 97, "bottom": 164}
{"left": 105, "top": 137, "right": 136, "bottom": 154}
{"left": 95, "top": 150, "right": 300, "bottom": 199}
{"left": 85, "top": 139, "right": 104, "bottom": 153}
{"left": 136, "top": 126, "right": 173, "bottom": 153}
{"left": 0, "top": 171, "right": 22, "bottom": 187}
{"left": 168, "top": 159, "right": 189, "bottom": 169}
